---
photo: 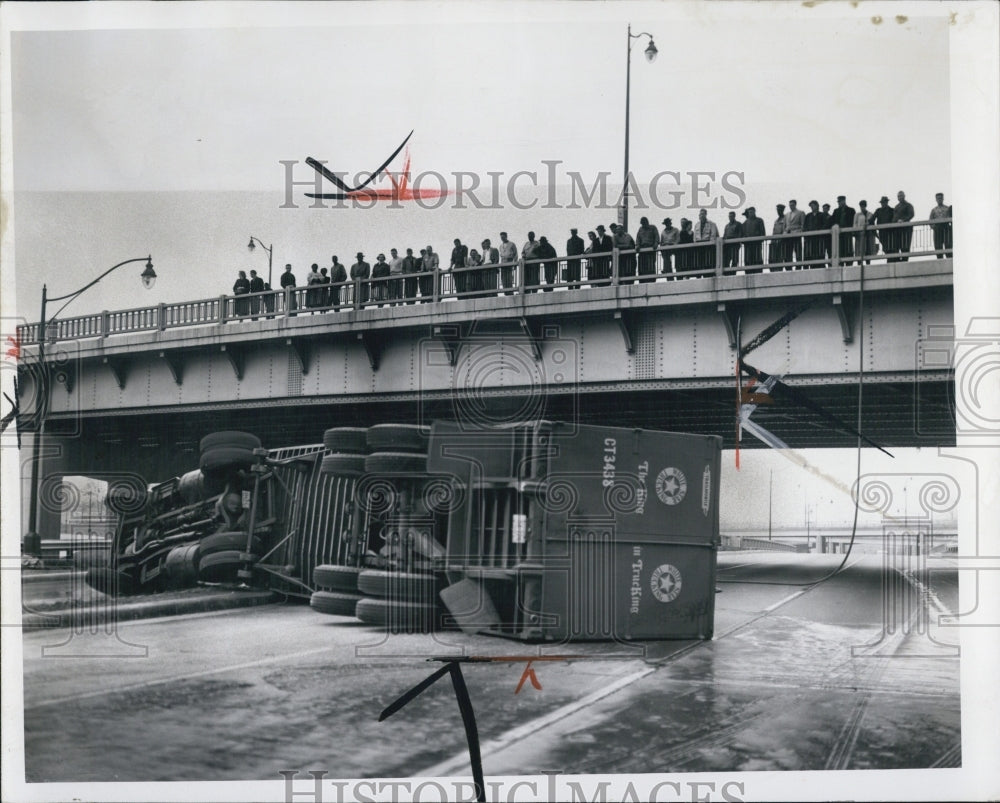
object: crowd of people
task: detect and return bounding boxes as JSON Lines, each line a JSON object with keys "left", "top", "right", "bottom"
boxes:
{"left": 231, "top": 191, "right": 952, "bottom": 313}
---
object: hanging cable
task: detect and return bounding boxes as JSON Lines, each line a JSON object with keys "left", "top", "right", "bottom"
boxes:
{"left": 719, "top": 255, "right": 878, "bottom": 587}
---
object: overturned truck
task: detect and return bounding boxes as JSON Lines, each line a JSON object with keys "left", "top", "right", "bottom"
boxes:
{"left": 90, "top": 422, "right": 721, "bottom": 642}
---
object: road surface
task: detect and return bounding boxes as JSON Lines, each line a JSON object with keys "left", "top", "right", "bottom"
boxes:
{"left": 18, "top": 552, "right": 961, "bottom": 782}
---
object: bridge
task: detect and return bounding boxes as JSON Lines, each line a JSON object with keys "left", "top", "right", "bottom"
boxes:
{"left": 16, "top": 219, "right": 954, "bottom": 537}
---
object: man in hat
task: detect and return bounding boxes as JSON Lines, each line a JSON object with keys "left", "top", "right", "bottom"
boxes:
{"left": 635, "top": 216, "right": 660, "bottom": 282}
{"left": 351, "top": 251, "right": 371, "bottom": 305}
{"left": 566, "top": 228, "right": 585, "bottom": 288}
{"left": 498, "top": 232, "right": 518, "bottom": 295}
{"left": 873, "top": 196, "right": 895, "bottom": 260}
{"left": 830, "top": 195, "right": 856, "bottom": 266}
{"left": 371, "top": 253, "right": 390, "bottom": 306}
{"left": 481, "top": 238, "right": 500, "bottom": 294}
{"left": 785, "top": 200, "right": 806, "bottom": 268}
{"left": 692, "top": 209, "right": 719, "bottom": 274}
{"left": 402, "top": 248, "right": 419, "bottom": 304}
{"left": 722, "top": 211, "right": 744, "bottom": 270}
{"left": 803, "top": 201, "right": 826, "bottom": 266}
{"left": 770, "top": 204, "right": 787, "bottom": 268}
{"left": 929, "top": 192, "right": 952, "bottom": 259}
{"left": 741, "top": 208, "right": 765, "bottom": 272}
{"left": 893, "top": 190, "right": 915, "bottom": 261}
{"left": 659, "top": 217, "right": 680, "bottom": 277}
{"left": 595, "top": 224, "right": 614, "bottom": 281}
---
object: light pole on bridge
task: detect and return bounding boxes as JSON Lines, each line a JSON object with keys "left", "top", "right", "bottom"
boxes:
{"left": 621, "top": 23, "right": 658, "bottom": 233}
{"left": 24, "top": 256, "right": 156, "bottom": 552}
{"left": 247, "top": 236, "right": 273, "bottom": 288}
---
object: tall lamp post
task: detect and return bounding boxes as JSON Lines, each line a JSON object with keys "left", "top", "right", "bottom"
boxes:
{"left": 24, "top": 256, "right": 156, "bottom": 549}
{"left": 247, "top": 236, "right": 273, "bottom": 287}
{"left": 622, "top": 24, "right": 658, "bottom": 233}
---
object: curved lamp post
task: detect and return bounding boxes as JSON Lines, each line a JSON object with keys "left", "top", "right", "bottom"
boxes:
{"left": 247, "top": 236, "right": 273, "bottom": 287}
{"left": 25, "top": 256, "right": 156, "bottom": 549}
{"left": 622, "top": 24, "right": 658, "bottom": 233}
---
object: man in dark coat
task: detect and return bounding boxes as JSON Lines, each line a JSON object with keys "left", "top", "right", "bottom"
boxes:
{"left": 741, "top": 208, "right": 766, "bottom": 272}
{"left": 280, "top": 263, "right": 298, "bottom": 314}
{"left": 893, "top": 190, "right": 915, "bottom": 261}
{"left": 351, "top": 252, "right": 371, "bottom": 305}
{"left": 450, "top": 238, "right": 469, "bottom": 296}
{"left": 536, "top": 236, "right": 558, "bottom": 291}
{"left": 248, "top": 269, "right": 264, "bottom": 316}
{"left": 830, "top": 196, "right": 856, "bottom": 266}
{"left": 233, "top": 270, "right": 251, "bottom": 317}
{"left": 329, "top": 256, "right": 347, "bottom": 309}
{"left": 803, "top": 201, "right": 825, "bottom": 266}
{"left": 402, "top": 248, "right": 419, "bottom": 303}
{"left": 635, "top": 217, "right": 659, "bottom": 282}
{"left": 595, "top": 225, "right": 614, "bottom": 281}
{"left": 566, "top": 228, "right": 585, "bottom": 288}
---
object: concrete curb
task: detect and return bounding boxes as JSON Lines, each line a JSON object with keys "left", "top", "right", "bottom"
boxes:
{"left": 20, "top": 589, "right": 278, "bottom": 630}
{"left": 19, "top": 571, "right": 78, "bottom": 585}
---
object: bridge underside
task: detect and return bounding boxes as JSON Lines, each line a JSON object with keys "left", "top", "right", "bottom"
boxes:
{"left": 41, "top": 378, "right": 953, "bottom": 480}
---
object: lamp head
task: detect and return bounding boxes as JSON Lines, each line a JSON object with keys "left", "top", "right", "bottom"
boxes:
{"left": 644, "top": 39, "right": 658, "bottom": 63}
{"left": 247, "top": 237, "right": 256, "bottom": 252}
{"left": 140, "top": 257, "right": 156, "bottom": 290}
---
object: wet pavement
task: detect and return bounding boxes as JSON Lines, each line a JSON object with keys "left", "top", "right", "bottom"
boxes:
{"left": 18, "top": 552, "right": 961, "bottom": 782}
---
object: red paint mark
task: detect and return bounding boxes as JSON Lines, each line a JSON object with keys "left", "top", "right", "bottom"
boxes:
{"left": 5, "top": 335, "right": 20, "bottom": 361}
{"left": 514, "top": 661, "right": 542, "bottom": 694}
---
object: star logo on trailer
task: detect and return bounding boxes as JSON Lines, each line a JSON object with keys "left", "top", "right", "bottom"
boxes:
{"left": 650, "top": 564, "right": 682, "bottom": 603}
{"left": 655, "top": 467, "right": 687, "bottom": 506}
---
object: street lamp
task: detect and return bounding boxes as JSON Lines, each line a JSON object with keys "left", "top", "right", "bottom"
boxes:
{"left": 247, "top": 236, "right": 273, "bottom": 287}
{"left": 24, "top": 256, "right": 156, "bottom": 551}
{"left": 622, "top": 24, "right": 658, "bottom": 233}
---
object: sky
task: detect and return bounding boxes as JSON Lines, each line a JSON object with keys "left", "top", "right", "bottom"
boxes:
{"left": 4, "top": 4, "right": 952, "bottom": 315}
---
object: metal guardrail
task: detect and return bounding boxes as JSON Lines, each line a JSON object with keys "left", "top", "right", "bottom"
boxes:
{"left": 17, "top": 218, "right": 951, "bottom": 346}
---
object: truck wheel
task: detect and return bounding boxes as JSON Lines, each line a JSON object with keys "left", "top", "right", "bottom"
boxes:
{"left": 200, "top": 531, "right": 263, "bottom": 556}
{"left": 322, "top": 427, "right": 369, "bottom": 454}
{"left": 355, "top": 597, "right": 440, "bottom": 632}
{"left": 366, "top": 425, "right": 429, "bottom": 454}
{"left": 199, "top": 431, "right": 262, "bottom": 452}
{"left": 199, "top": 445, "right": 256, "bottom": 472}
{"left": 364, "top": 451, "right": 427, "bottom": 475}
{"left": 310, "top": 590, "right": 363, "bottom": 617}
{"left": 313, "top": 564, "right": 362, "bottom": 592}
{"left": 198, "top": 550, "right": 256, "bottom": 584}
{"left": 320, "top": 453, "right": 367, "bottom": 476}
{"left": 164, "top": 543, "right": 201, "bottom": 588}
{"left": 84, "top": 567, "right": 135, "bottom": 596}
{"left": 357, "top": 569, "right": 439, "bottom": 600}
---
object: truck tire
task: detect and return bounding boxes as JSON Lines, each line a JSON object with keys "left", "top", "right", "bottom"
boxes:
{"left": 313, "top": 564, "right": 362, "bottom": 592}
{"left": 366, "top": 424, "right": 429, "bottom": 454}
{"left": 355, "top": 597, "right": 440, "bottom": 633}
{"left": 364, "top": 451, "right": 427, "bottom": 475}
{"left": 310, "top": 590, "right": 363, "bottom": 617}
{"left": 164, "top": 543, "right": 201, "bottom": 588}
{"left": 200, "top": 531, "right": 263, "bottom": 557}
{"left": 320, "top": 453, "right": 367, "bottom": 476}
{"left": 357, "top": 569, "right": 439, "bottom": 600}
{"left": 199, "top": 431, "right": 262, "bottom": 453}
{"left": 199, "top": 445, "right": 256, "bottom": 472}
{"left": 322, "top": 427, "right": 369, "bottom": 455}
{"left": 198, "top": 550, "right": 256, "bottom": 583}
{"left": 84, "top": 567, "right": 136, "bottom": 596}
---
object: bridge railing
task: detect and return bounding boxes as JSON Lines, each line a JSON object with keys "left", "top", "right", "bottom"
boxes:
{"left": 16, "top": 218, "right": 951, "bottom": 346}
